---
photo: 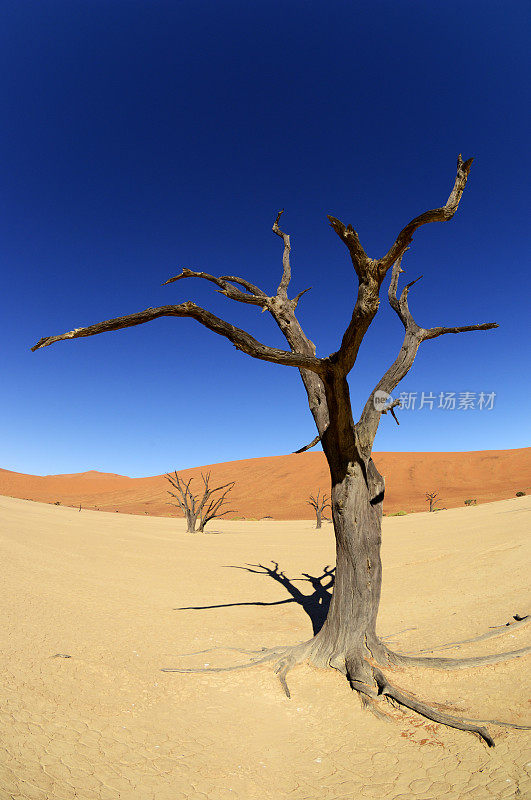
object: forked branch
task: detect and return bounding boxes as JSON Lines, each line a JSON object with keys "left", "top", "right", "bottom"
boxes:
{"left": 199, "top": 474, "right": 236, "bottom": 529}
{"left": 166, "top": 472, "right": 196, "bottom": 512}
{"left": 356, "top": 257, "right": 498, "bottom": 452}
{"left": 327, "top": 156, "right": 477, "bottom": 377}
{"left": 162, "top": 268, "right": 268, "bottom": 307}
{"left": 387, "top": 254, "right": 422, "bottom": 332}
{"left": 327, "top": 216, "right": 371, "bottom": 278}
{"left": 219, "top": 275, "right": 268, "bottom": 296}
{"left": 386, "top": 256, "right": 498, "bottom": 341}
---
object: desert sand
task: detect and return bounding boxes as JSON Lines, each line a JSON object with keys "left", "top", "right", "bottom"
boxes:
{"left": 1, "top": 492, "right": 529, "bottom": 799}
{"left": 1, "top": 447, "right": 529, "bottom": 519}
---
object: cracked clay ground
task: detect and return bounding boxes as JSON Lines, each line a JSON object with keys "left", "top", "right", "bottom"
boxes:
{"left": 1, "top": 494, "right": 529, "bottom": 799}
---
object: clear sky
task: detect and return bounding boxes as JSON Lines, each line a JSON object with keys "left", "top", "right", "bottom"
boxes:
{"left": 2, "top": 1, "right": 529, "bottom": 477}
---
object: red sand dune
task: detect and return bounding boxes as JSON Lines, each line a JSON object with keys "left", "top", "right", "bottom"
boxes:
{"left": 0, "top": 448, "right": 529, "bottom": 519}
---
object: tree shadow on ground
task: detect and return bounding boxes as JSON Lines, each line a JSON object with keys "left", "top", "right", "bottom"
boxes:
{"left": 176, "top": 561, "right": 335, "bottom": 635}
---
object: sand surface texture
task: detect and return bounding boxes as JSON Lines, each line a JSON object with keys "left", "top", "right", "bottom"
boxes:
{"left": 1, "top": 494, "right": 530, "bottom": 799}
{"left": 1, "top": 447, "right": 529, "bottom": 519}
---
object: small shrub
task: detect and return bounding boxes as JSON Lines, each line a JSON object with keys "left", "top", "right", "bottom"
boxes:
{"left": 515, "top": 491, "right": 526, "bottom": 497}
{"left": 389, "top": 510, "right": 407, "bottom": 516}
{"left": 464, "top": 499, "right": 477, "bottom": 506}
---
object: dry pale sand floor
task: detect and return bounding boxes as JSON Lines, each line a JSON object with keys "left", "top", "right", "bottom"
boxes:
{"left": 0, "top": 495, "right": 530, "bottom": 800}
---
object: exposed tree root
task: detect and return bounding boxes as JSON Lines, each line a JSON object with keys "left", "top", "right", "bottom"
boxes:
{"left": 377, "top": 694, "right": 530, "bottom": 733}
{"left": 369, "top": 667, "right": 495, "bottom": 747}
{"left": 415, "top": 614, "right": 529, "bottom": 654}
{"left": 358, "top": 692, "right": 393, "bottom": 722}
{"left": 275, "top": 660, "right": 293, "bottom": 698}
{"left": 379, "top": 626, "right": 417, "bottom": 641}
{"left": 386, "top": 645, "right": 531, "bottom": 670}
{"left": 160, "top": 647, "right": 289, "bottom": 673}
{"left": 163, "top": 633, "right": 530, "bottom": 746}
{"left": 459, "top": 716, "right": 531, "bottom": 731}
{"left": 274, "top": 641, "right": 313, "bottom": 698}
{"left": 176, "top": 644, "right": 293, "bottom": 657}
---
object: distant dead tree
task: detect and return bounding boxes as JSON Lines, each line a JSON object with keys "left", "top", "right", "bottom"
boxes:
{"left": 34, "top": 155, "right": 529, "bottom": 746}
{"left": 165, "top": 471, "right": 235, "bottom": 532}
{"left": 425, "top": 491, "right": 441, "bottom": 512}
{"left": 307, "top": 491, "right": 331, "bottom": 528}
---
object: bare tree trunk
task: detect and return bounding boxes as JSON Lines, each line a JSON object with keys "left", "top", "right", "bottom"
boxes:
{"left": 306, "top": 375, "right": 387, "bottom": 673}
{"left": 309, "top": 461, "right": 385, "bottom": 671}
{"left": 185, "top": 509, "right": 198, "bottom": 533}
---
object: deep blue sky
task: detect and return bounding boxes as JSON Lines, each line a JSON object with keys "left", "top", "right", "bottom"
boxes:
{"left": 2, "top": 1, "right": 529, "bottom": 477}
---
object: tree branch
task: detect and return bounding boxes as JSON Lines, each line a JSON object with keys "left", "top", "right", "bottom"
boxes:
{"left": 356, "top": 258, "right": 498, "bottom": 453}
{"left": 195, "top": 472, "right": 214, "bottom": 517}
{"left": 333, "top": 277, "right": 381, "bottom": 375}
{"left": 263, "top": 211, "right": 330, "bottom": 441}
{"left": 293, "top": 434, "right": 321, "bottom": 454}
{"left": 292, "top": 287, "right": 312, "bottom": 308}
{"left": 162, "top": 268, "right": 268, "bottom": 307}
{"left": 272, "top": 210, "right": 292, "bottom": 296}
{"left": 197, "top": 473, "right": 235, "bottom": 519}
{"left": 326, "top": 218, "right": 379, "bottom": 376}
{"left": 219, "top": 276, "right": 268, "bottom": 297}
{"left": 423, "top": 322, "right": 498, "bottom": 340}
{"left": 357, "top": 327, "right": 423, "bottom": 454}
{"left": 381, "top": 398, "right": 400, "bottom": 425}
{"left": 200, "top": 479, "right": 236, "bottom": 527}
{"left": 327, "top": 216, "right": 371, "bottom": 278}
{"left": 387, "top": 257, "right": 498, "bottom": 340}
{"left": 378, "top": 155, "right": 474, "bottom": 274}
{"left": 31, "top": 303, "right": 324, "bottom": 372}
{"left": 325, "top": 157, "right": 474, "bottom": 378}
{"left": 387, "top": 254, "right": 422, "bottom": 332}
{"left": 307, "top": 492, "right": 331, "bottom": 512}
{"left": 166, "top": 472, "right": 198, "bottom": 528}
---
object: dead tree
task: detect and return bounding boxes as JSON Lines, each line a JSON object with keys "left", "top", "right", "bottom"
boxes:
{"left": 165, "top": 471, "right": 235, "bottom": 532}
{"left": 307, "top": 491, "right": 331, "bottom": 528}
{"left": 425, "top": 491, "right": 441, "bottom": 512}
{"left": 32, "top": 156, "right": 531, "bottom": 746}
